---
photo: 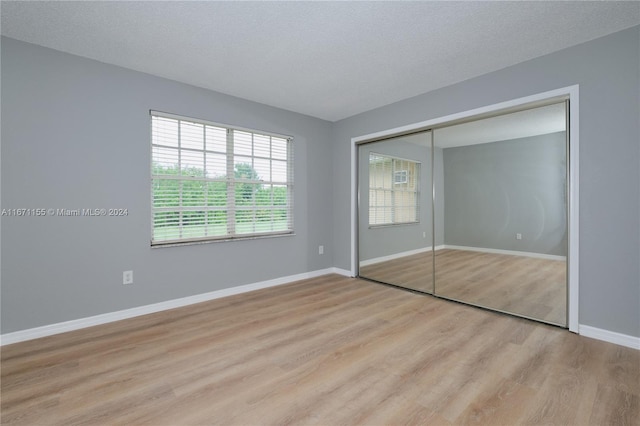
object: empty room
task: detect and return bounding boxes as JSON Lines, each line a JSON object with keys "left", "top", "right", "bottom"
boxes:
{"left": 1, "top": 1, "right": 639, "bottom": 425}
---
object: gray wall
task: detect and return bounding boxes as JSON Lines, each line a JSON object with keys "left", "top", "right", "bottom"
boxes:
{"left": 442, "top": 132, "right": 567, "bottom": 256}
{"left": 333, "top": 26, "right": 639, "bottom": 337}
{"left": 1, "top": 37, "right": 334, "bottom": 333}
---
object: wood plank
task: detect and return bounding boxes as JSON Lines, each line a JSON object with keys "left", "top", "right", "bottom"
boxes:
{"left": 2, "top": 274, "right": 637, "bottom": 425}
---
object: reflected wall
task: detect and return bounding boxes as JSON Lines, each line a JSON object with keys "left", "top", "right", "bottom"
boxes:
{"left": 441, "top": 132, "right": 567, "bottom": 255}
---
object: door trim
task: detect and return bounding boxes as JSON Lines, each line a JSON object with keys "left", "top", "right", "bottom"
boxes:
{"left": 350, "top": 85, "right": 579, "bottom": 332}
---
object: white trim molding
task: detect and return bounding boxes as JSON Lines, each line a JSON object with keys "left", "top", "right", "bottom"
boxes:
{"left": 360, "top": 246, "right": 444, "bottom": 267}
{"left": 0, "top": 268, "right": 348, "bottom": 346}
{"left": 357, "top": 244, "right": 566, "bottom": 267}
{"left": 579, "top": 325, "right": 640, "bottom": 350}
{"left": 331, "top": 267, "right": 354, "bottom": 277}
{"left": 443, "top": 245, "right": 566, "bottom": 261}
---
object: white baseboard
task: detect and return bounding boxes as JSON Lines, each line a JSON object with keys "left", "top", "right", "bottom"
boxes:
{"left": 360, "top": 245, "right": 445, "bottom": 266}
{"left": 579, "top": 325, "right": 640, "bottom": 350}
{"left": 359, "top": 245, "right": 565, "bottom": 267}
{"left": 330, "top": 267, "right": 354, "bottom": 277}
{"left": 0, "top": 268, "right": 341, "bottom": 346}
{"left": 443, "top": 245, "right": 566, "bottom": 261}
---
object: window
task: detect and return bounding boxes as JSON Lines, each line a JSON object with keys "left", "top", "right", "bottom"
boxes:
{"left": 394, "top": 170, "right": 408, "bottom": 184}
{"left": 369, "top": 153, "right": 420, "bottom": 226}
{"left": 151, "top": 111, "right": 293, "bottom": 245}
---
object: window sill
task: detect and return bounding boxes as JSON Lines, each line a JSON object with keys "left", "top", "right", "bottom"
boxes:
{"left": 151, "top": 231, "right": 295, "bottom": 248}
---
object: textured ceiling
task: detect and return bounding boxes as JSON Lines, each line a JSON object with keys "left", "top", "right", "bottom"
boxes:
{"left": 2, "top": 1, "right": 639, "bottom": 121}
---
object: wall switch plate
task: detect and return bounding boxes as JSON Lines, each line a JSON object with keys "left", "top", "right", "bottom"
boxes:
{"left": 123, "top": 270, "right": 133, "bottom": 285}
{"left": 516, "top": 233, "right": 522, "bottom": 240}
{"left": 319, "top": 245, "right": 324, "bottom": 255}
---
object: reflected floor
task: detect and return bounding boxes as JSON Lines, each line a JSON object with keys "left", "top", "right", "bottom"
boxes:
{"left": 359, "top": 249, "right": 566, "bottom": 326}
{"left": 359, "top": 250, "right": 435, "bottom": 294}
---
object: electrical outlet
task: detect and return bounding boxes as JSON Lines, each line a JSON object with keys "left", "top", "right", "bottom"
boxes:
{"left": 516, "top": 233, "right": 522, "bottom": 240}
{"left": 423, "top": 232, "right": 426, "bottom": 238}
{"left": 123, "top": 270, "right": 133, "bottom": 285}
{"left": 319, "top": 245, "right": 324, "bottom": 255}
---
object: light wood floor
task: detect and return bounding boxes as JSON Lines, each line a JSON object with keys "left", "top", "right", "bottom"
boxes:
{"left": 2, "top": 274, "right": 638, "bottom": 425}
{"left": 360, "top": 249, "right": 567, "bottom": 326}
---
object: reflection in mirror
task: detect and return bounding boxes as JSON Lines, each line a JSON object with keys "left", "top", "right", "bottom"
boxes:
{"left": 434, "top": 102, "right": 568, "bottom": 326}
{"left": 358, "top": 131, "right": 435, "bottom": 293}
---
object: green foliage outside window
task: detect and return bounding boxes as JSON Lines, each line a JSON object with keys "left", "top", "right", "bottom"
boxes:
{"left": 153, "top": 162, "right": 289, "bottom": 240}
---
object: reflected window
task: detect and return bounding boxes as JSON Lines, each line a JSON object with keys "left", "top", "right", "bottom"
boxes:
{"left": 369, "top": 153, "right": 420, "bottom": 226}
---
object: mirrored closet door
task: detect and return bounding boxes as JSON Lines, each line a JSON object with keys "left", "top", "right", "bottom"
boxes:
{"left": 434, "top": 102, "right": 568, "bottom": 326}
{"left": 357, "top": 101, "right": 569, "bottom": 327}
{"left": 358, "top": 131, "right": 435, "bottom": 294}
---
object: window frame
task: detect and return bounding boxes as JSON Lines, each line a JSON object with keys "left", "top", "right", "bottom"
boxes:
{"left": 393, "top": 170, "right": 408, "bottom": 184}
{"left": 150, "top": 110, "right": 294, "bottom": 247}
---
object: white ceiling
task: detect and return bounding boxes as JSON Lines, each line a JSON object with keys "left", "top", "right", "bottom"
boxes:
{"left": 2, "top": 1, "right": 639, "bottom": 122}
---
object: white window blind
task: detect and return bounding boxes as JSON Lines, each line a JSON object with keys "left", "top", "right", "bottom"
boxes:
{"left": 151, "top": 111, "right": 293, "bottom": 245}
{"left": 369, "top": 153, "right": 420, "bottom": 226}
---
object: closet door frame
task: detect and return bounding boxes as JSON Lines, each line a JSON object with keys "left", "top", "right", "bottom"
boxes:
{"left": 350, "top": 85, "right": 579, "bottom": 333}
